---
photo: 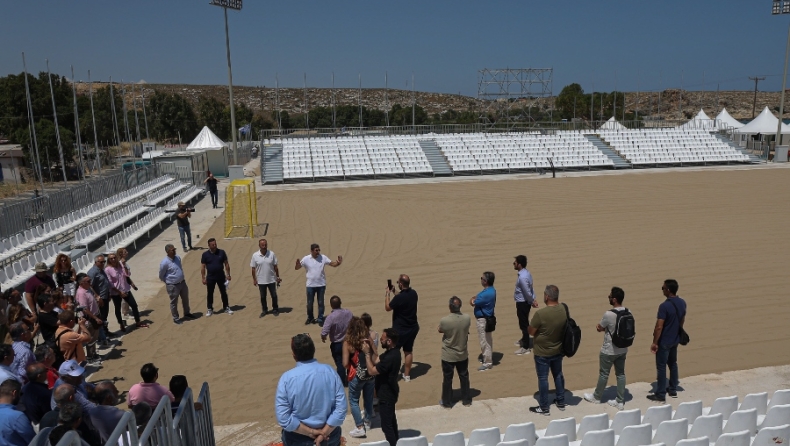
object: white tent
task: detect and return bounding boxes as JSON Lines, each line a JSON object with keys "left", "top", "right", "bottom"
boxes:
{"left": 187, "top": 126, "right": 228, "bottom": 176}
{"left": 679, "top": 109, "right": 716, "bottom": 130}
{"left": 715, "top": 108, "right": 744, "bottom": 129}
{"left": 599, "top": 117, "right": 627, "bottom": 130}
{"left": 735, "top": 107, "right": 790, "bottom": 135}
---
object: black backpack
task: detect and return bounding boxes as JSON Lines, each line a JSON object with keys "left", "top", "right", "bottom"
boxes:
{"left": 561, "top": 303, "right": 582, "bottom": 357}
{"left": 608, "top": 308, "right": 636, "bottom": 348}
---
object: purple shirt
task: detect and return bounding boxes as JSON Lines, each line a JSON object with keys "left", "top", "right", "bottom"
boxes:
{"left": 320, "top": 308, "right": 353, "bottom": 343}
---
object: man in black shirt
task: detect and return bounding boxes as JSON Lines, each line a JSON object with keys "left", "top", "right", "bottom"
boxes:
{"left": 363, "top": 328, "right": 401, "bottom": 446}
{"left": 385, "top": 274, "right": 419, "bottom": 381}
{"left": 21, "top": 363, "right": 52, "bottom": 424}
{"left": 201, "top": 238, "right": 232, "bottom": 317}
{"left": 176, "top": 201, "right": 193, "bottom": 252}
{"left": 37, "top": 293, "right": 60, "bottom": 345}
{"left": 203, "top": 171, "right": 219, "bottom": 208}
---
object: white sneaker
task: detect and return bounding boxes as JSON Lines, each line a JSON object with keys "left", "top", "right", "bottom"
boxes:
{"left": 225, "top": 307, "right": 234, "bottom": 315}
{"left": 206, "top": 309, "right": 213, "bottom": 317}
{"left": 401, "top": 374, "right": 411, "bottom": 382}
{"left": 349, "top": 427, "right": 366, "bottom": 438}
{"left": 607, "top": 400, "right": 625, "bottom": 410}
{"left": 478, "top": 363, "right": 492, "bottom": 372}
{"left": 514, "top": 341, "right": 522, "bottom": 347}
{"left": 515, "top": 347, "right": 531, "bottom": 355}
{"left": 583, "top": 393, "right": 601, "bottom": 404}
{"left": 364, "top": 419, "right": 371, "bottom": 431}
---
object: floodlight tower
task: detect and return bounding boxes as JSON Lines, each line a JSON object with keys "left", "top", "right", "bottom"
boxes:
{"left": 210, "top": 0, "right": 242, "bottom": 175}
{"left": 772, "top": 0, "right": 790, "bottom": 159}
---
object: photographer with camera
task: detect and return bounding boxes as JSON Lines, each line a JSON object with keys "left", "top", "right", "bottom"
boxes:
{"left": 54, "top": 310, "right": 92, "bottom": 365}
{"left": 176, "top": 202, "right": 195, "bottom": 253}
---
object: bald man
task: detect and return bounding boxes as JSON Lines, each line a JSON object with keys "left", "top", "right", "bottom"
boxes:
{"left": 89, "top": 381, "right": 125, "bottom": 442}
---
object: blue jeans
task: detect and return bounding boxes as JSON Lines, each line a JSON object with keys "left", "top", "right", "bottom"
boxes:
{"left": 209, "top": 189, "right": 218, "bottom": 207}
{"left": 534, "top": 354, "right": 565, "bottom": 410}
{"left": 282, "top": 428, "right": 341, "bottom": 446}
{"left": 348, "top": 376, "right": 375, "bottom": 427}
{"left": 655, "top": 344, "right": 678, "bottom": 398}
{"left": 306, "top": 286, "right": 326, "bottom": 321}
{"left": 330, "top": 342, "right": 347, "bottom": 386}
{"left": 178, "top": 225, "right": 192, "bottom": 250}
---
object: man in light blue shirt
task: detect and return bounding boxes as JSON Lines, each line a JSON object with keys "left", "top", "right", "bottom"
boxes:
{"left": 159, "top": 244, "right": 192, "bottom": 325}
{"left": 0, "top": 346, "right": 21, "bottom": 385}
{"left": 276, "top": 334, "right": 346, "bottom": 446}
{"left": 0, "top": 378, "right": 35, "bottom": 446}
{"left": 470, "top": 272, "right": 496, "bottom": 371}
{"left": 9, "top": 324, "right": 35, "bottom": 383}
{"left": 513, "top": 255, "right": 538, "bottom": 355}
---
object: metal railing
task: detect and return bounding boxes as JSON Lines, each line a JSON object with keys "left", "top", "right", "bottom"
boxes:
{"left": 106, "top": 411, "right": 140, "bottom": 446}
{"left": 0, "top": 165, "right": 160, "bottom": 238}
{"left": 54, "top": 431, "right": 89, "bottom": 446}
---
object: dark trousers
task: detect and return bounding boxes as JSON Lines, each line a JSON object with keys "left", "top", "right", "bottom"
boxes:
{"left": 379, "top": 400, "right": 399, "bottom": 446}
{"left": 655, "top": 344, "right": 679, "bottom": 398}
{"left": 209, "top": 189, "right": 218, "bottom": 208}
{"left": 516, "top": 301, "right": 532, "bottom": 348}
{"left": 206, "top": 280, "right": 229, "bottom": 310}
{"left": 282, "top": 427, "right": 341, "bottom": 446}
{"left": 258, "top": 283, "right": 279, "bottom": 312}
{"left": 306, "top": 286, "right": 326, "bottom": 321}
{"left": 113, "top": 292, "right": 141, "bottom": 324}
{"left": 441, "top": 359, "right": 471, "bottom": 405}
{"left": 329, "top": 341, "right": 347, "bottom": 386}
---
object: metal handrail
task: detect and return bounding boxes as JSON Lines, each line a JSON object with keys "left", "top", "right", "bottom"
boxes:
{"left": 104, "top": 411, "right": 140, "bottom": 446}
{"left": 138, "top": 394, "right": 177, "bottom": 446}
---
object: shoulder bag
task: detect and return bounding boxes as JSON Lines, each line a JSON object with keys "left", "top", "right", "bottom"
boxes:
{"left": 668, "top": 299, "right": 689, "bottom": 346}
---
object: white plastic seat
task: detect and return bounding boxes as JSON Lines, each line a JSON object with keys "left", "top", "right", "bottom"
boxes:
{"left": 768, "top": 390, "right": 790, "bottom": 408}
{"left": 723, "top": 409, "right": 756, "bottom": 435}
{"left": 739, "top": 393, "right": 767, "bottom": 416}
{"left": 0, "top": 269, "right": 7, "bottom": 285}
{"left": 575, "top": 430, "right": 614, "bottom": 446}
{"left": 644, "top": 406, "right": 673, "bottom": 431}
{"left": 673, "top": 401, "right": 702, "bottom": 424}
{"left": 502, "top": 423, "right": 537, "bottom": 444}
{"left": 467, "top": 427, "right": 501, "bottom": 446}
{"left": 751, "top": 424, "right": 790, "bottom": 446}
{"left": 536, "top": 435, "right": 569, "bottom": 446}
{"left": 757, "top": 404, "right": 790, "bottom": 430}
{"left": 497, "top": 440, "right": 529, "bottom": 446}
{"left": 433, "top": 432, "right": 465, "bottom": 446}
{"left": 703, "top": 396, "right": 738, "bottom": 421}
{"left": 578, "top": 414, "right": 610, "bottom": 439}
{"left": 712, "top": 431, "right": 749, "bottom": 446}
{"left": 616, "top": 424, "right": 652, "bottom": 446}
{"left": 544, "top": 418, "right": 577, "bottom": 442}
{"left": 687, "top": 414, "right": 722, "bottom": 443}
{"left": 361, "top": 441, "right": 391, "bottom": 446}
{"left": 673, "top": 438, "right": 707, "bottom": 446}
{"left": 652, "top": 419, "right": 687, "bottom": 446}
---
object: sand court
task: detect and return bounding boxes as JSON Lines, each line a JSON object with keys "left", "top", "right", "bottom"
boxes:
{"left": 92, "top": 167, "right": 790, "bottom": 427}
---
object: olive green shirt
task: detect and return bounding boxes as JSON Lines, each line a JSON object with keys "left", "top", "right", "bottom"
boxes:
{"left": 530, "top": 305, "right": 568, "bottom": 357}
{"left": 439, "top": 312, "right": 471, "bottom": 362}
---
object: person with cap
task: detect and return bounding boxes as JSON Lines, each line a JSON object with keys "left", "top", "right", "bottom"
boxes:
{"left": 159, "top": 244, "right": 193, "bottom": 325}
{"left": 176, "top": 201, "right": 193, "bottom": 252}
{"left": 24, "top": 261, "right": 56, "bottom": 314}
{"left": 49, "top": 360, "right": 97, "bottom": 414}
{"left": 54, "top": 310, "right": 92, "bottom": 364}
{"left": 128, "top": 363, "right": 175, "bottom": 408}
{"left": 0, "top": 378, "right": 35, "bottom": 446}
{"left": 20, "top": 362, "right": 53, "bottom": 425}
{"left": 513, "top": 254, "right": 538, "bottom": 355}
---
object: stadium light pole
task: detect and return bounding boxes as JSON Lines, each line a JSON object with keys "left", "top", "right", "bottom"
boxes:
{"left": 772, "top": 0, "right": 790, "bottom": 160}
{"left": 210, "top": 0, "right": 242, "bottom": 175}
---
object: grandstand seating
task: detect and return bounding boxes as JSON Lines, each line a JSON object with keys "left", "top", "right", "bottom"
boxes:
{"left": 597, "top": 129, "right": 750, "bottom": 165}
{"left": 372, "top": 390, "right": 790, "bottom": 446}
{"left": 0, "top": 242, "right": 59, "bottom": 289}
{"left": 430, "top": 132, "right": 614, "bottom": 172}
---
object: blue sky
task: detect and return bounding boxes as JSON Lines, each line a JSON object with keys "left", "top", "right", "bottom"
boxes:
{"left": 2, "top": 0, "right": 790, "bottom": 97}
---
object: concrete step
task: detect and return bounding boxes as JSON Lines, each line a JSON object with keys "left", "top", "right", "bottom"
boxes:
{"left": 262, "top": 144, "right": 284, "bottom": 184}
{"left": 418, "top": 140, "right": 453, "bottom": 175}
{"left": 584, "top": 135, "right": 632, "bottom": 168}
{"left": 714, "top": 134, "right": 763, "bottom": 163}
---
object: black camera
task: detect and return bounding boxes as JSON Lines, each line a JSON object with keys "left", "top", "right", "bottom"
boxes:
{"left": 75, "top": 306, "right": 85, "bottom": 318}
{"left": 179, "top": 206, "right": 196, "bottom": 213}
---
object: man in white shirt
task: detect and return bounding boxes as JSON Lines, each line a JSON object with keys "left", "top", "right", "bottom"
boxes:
{"left": 251, "top": 239, "right": 281, "bottom": 318}
{"left": 295, "top": 243, "right": 342, "bottom": 327}
{"left": 583, "top": 287, "right": 631, "bottom": 410}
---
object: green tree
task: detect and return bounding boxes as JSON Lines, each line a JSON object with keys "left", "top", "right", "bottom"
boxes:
{"left": 147, "top": 91, "right": 199, "bottom": 143}
{"left": 556, "top": 83, "right": 591, "bottom": 120}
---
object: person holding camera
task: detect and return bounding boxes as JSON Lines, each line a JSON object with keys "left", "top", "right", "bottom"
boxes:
{"left": 470, "top": 272, "right": 496, "bottom": 372}
{"left": 385, "top": 275, "right": 419, "bottom": 382}
{"left": 176, "top": 202, "right": 194, "bottom": 253}
{"left": 54, "top": 310, "right": 92, "bottom": 364}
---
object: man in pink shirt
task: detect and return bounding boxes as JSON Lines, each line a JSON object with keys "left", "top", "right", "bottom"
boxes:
{"left": 128, "top": 363, "right": 174, "bottom": 408}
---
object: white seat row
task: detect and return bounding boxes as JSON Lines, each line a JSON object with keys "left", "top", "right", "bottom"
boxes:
{"left": 0, "top": 243, "right": 60, "bottom": 289}
{"left": 144, "top": 181, "right": 188, "bottom": 206}
{"left": 598, "top": 129, "right": 749, "bottom": 165}
{"left": 73, "top": 202, "right": 147, "bottom": 247}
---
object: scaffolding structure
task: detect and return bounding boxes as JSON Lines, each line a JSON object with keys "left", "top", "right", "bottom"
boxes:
{"left": 477, "top": 68, "right": 553, "bottom": 127}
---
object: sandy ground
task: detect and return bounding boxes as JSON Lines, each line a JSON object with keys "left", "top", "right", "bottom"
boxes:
{"left": 90, "top": 164, "right": 790, "bottom": 441}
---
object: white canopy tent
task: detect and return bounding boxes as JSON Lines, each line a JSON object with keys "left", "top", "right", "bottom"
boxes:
{"left": 715, "top": 108, "right": 744, "bottom": 129}
{"left": 734, "top": 107, "right": 790, "bottom": 146}
{"left": 599, "top": 117, "right": 627, "bottom": 130}
{"left": 679, "top": 109, "right": 717, "bottom": 130}
{"left": 187, "top": 126, "right": 229, "bottom": 176}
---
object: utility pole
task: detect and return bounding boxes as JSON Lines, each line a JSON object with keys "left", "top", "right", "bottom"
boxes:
{"left": 748, "top": 76, "right": 766, "bottom": 118}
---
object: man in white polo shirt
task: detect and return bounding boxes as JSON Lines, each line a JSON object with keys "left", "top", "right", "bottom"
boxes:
{"left": 251, "top": 238, "right": 281, "bottom": 318}
{"left": 295, "top": 243, "right": 343, "bottom": 327}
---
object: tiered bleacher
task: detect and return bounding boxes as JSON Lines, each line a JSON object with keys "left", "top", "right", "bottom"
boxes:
{"left": 0, "top": 177, "right": 202, "bottom": 291}
{"left": 429, "top": 132, "right": 615, "bottom": 172}
{"left": 597, "top": 129, "right": 750, "bottom": 165}
{"left": 361, "top": 389, "right": 790, "bottom": 446}
{"left": 282, "top": 135, "right": 433, "bottom": 180}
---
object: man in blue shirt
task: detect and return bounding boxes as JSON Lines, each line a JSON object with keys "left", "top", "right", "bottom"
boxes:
{"left": 0, "top": 378, "right": 35, "bottom": 446}
{"left": 470, "top": 271, "right": 496, "bottom": 371}
{"left": 648, "top": 279, "right": 687, "bottom": 403}
{"left": 513, "top": 255, "right": 538, "bottom": 355}
{"left": 275, "top": 334, "right": 346, "bottom": 446}
{"left": 201, "top": 238, "right": 232, "bottom": 317}
{"left": 159, "top": 244, "right": 193, "bottom": 325}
